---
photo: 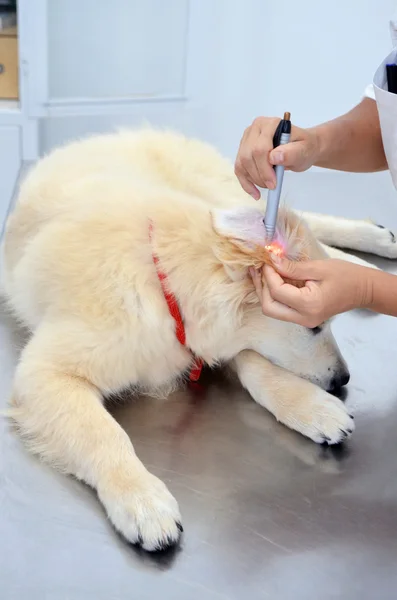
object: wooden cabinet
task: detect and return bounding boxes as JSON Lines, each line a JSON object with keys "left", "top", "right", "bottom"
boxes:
{"left": 0, "top": 27, "right": 18, "bottom": 99}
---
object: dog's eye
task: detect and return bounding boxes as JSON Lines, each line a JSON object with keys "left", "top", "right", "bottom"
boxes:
{"left": 310, "top": 326, "right": 323, "bottom": 335}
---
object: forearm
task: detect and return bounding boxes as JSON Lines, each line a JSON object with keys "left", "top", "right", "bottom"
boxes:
{"left": 311, "top": 98, "right": 387, "bottom": 172}
{"left": 365, "top": 269, "right": 397, "bottom": 317}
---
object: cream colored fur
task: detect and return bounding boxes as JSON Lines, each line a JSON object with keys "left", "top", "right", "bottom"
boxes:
{"left": 2, "top": 128, "right": 395, "bottom": 551}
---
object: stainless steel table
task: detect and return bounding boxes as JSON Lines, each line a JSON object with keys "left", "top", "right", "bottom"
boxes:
{"left": 1, "top": 170, "right": 397, "bottom": 600}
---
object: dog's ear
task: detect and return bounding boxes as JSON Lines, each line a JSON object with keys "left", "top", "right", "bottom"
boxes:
{"left": 212, "top": 207, "right": 266, "bottom": 250}
{"left": 211, "top": 207, "right": 310, "bottom": 287}
{"left": 211, "top": 207, "right": 271, "bottom": 281}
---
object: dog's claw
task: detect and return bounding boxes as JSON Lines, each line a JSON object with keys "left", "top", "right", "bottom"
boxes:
{"left": 376, "top": 224, "right": 396, "bottom": 243}
{"left": 154, "top": 535, "right": 178, "bottom": 552}
{"left": 321, "top": 435, "right": 332, "bottom": 445}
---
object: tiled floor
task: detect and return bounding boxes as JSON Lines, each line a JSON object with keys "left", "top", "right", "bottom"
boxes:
{"left": 1, "top": 169, "right": 397, "bottom": 599}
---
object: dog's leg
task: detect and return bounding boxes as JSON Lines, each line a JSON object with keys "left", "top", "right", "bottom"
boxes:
{"left": 320, "top": 243, "right": 379, "bottom": 268}
{"left": 299, "top": 211, "right": 397, "bottom": 258}
{"left": 9, "top": 325, "right": 182, "bottom": 551}
{"left": 232, "top": 350, "right": 354, "bottom": 444}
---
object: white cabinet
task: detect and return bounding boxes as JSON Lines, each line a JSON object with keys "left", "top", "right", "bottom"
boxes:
{"left": 20, "top": 0, "right": 199, "bottom": 115}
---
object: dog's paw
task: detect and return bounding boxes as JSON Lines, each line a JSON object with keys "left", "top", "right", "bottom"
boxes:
{"left": 360, "top": 222, "right": 397, "bottom": 259}
{"left": 299, "top": 391, "right": 355, "bottom": 445}
{"left": 99, "top": 471, "right": 182, "bottom": 551}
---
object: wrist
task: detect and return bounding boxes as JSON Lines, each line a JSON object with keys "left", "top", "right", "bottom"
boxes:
{"left": 359, "top": 268, "right": 397, "bottom": 317}
{"left": 356, "top": 267, "right": 376, "bottom": 310}
{"left": 308, "top": 125, "right": 326, "bottom": 167}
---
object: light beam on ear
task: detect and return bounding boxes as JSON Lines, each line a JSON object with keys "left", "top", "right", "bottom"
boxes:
{"left": 264, "top": 229, "right": 287, "bottom": 257}
{"left": 264, "top": 241, "right": 284, "bottom": 257}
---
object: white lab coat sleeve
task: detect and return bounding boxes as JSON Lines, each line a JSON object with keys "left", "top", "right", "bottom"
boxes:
{"left": 362, "top": 10, "right": 397, "bottom": 102}
{"left": 363, "top": 83, "right": 376, "bottom": 100}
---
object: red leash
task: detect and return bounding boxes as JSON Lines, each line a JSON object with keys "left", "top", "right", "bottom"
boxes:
{"left": 149, "top": 222, "right": 203, "bottom": 383}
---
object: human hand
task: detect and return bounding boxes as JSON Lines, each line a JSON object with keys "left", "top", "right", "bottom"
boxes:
{"left": 250, "top": 257, "right": 374, "bottom": 327}
{"left": 235, "top": 116, "right": 320, "bottom": 199}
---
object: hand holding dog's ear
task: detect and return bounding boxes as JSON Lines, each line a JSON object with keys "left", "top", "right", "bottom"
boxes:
{"left": 250, "top": 258, "right": 374, "bottom": 327}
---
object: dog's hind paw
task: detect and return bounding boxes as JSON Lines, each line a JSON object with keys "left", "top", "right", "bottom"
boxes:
{"left": 98, "top": 471, "right": 182, "bottom": 552}
{"left": 360, "top": 222, "right": 397, "bottom": 258}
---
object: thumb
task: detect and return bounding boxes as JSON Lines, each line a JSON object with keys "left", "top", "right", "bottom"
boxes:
{"left": 271, "top": 256, "right": 316, "bottom": 281}
{"left": 269, "top": 141, "right": 307, "bottom": 169}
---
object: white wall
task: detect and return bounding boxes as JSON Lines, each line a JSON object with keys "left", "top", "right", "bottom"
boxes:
{"left": 0, "top": 126, "right": 20, "bottom": 238}
{"left": 192, "top": 0, "right": 397, "bottom": 158}
{"left": 253, "top": 0, "right": 396, "bottom": 127}
{"left": 40, "top": 0, "right": 397, "bottom": 159}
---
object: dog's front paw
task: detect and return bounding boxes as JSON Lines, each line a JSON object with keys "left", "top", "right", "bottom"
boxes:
{"left": 99, "top": 471, "right": 182, "bottom": 551}
{"left": 299, "top": 391, "right": 355, "bottom": 445}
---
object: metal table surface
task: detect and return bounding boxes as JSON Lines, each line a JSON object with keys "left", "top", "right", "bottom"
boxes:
{"left": 1, "top": 170, "right": 397, "bottom": 599}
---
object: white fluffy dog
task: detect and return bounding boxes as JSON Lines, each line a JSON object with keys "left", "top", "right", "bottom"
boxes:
{"left": 2, "top": 129, "right": 396, "bottom": 551}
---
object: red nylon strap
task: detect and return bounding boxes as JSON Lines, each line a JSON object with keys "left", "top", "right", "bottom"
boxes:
{"left": 149, "top": 222, "right": 203, "bottom": 383}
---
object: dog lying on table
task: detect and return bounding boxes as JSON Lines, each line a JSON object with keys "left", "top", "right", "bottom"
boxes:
{"left": 2, "top": 128, "right": 396, "bottom": 551}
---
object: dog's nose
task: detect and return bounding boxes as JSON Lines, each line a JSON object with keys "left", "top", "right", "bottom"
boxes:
{"left": 340, "top": 371, "right": 351, "bottom": 387}
{"left": 329, "top": 370, "right": 350, "bottom": 392}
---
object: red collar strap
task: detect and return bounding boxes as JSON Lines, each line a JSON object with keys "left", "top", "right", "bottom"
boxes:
{"left": 149, "top": 222, "right": 203, "bottom": 383}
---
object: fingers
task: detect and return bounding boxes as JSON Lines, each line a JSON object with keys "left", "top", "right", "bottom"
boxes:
{"left": 249, "top": 126, "right": 277, "bottom": 190}
{"left": 251, "top": 264, "right": 305, "bottom": 308}
{"left": 235, "top": 128, "right": 262, "bottom": 199}
{"left": 235, "top": 119, "right": 318, "bottom": 198}
{"left": 249, "top": 265, "right": 323, "bottom": 327}
{"left": 269, "top": 141, "right": 306, "bottom": 169}
{"left": 264, "top": 266, "right": 324, "bottom": 327}
{"left": 250, "top": 266, "right": 302, "bottom": 321}
{"left": 235, "top": 148, "right": 261, "bottom": 200}
{"left": 271, "top": 256, "right": 319, "bottom": 282}
{"left": 235, "top": 117, "right": 280, "bottom": 194}
{"left": 260, "top": 280, "right": 308, "bottom": 324}
{"left": 244, "top": 119, "right": 277, "bottom": 188}
{"left": 263, "top": 265, "right": 306, "bottom": 307}
{"left": 250, "top": 266, "right": 308, "bottom": 323}
{"left": 269, "top": 127, "right": 319, "bottom": 173}
{"left": 234, "top": 165, "right": 261, "bottom": 200}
